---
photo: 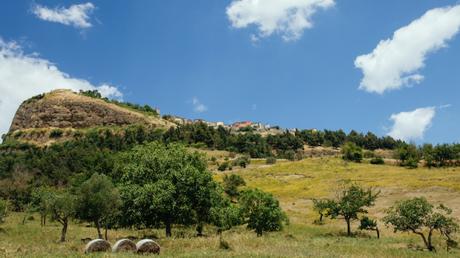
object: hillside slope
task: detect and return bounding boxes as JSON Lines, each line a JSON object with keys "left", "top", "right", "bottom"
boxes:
{"left": 5, "top": 89, "right": 175, "bottom": 145}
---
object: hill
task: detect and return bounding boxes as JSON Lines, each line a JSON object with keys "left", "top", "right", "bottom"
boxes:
{"left": 5, "top": 89, "right": 175, "bottom": 145}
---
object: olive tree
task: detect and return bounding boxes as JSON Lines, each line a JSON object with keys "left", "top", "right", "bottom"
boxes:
{"left": 325, "top": 185, "right": 379, "bottom": 236}
{"left": 239, "top": 189, "right": 287, "bottom": 236}
{"left": 383, "top": 197, "right": 459, "bottom": 252}
{"left": 76, "top": 173, "right": 121, "bottom": 239}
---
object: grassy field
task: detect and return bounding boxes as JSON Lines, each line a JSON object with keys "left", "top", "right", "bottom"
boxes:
{"left": 1, "top": 157, "right": 460, "bottom": 257}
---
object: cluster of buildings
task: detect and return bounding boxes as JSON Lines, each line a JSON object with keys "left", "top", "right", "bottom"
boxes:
{"left": 165, "top": 115, "right": 286, "bottom": 134}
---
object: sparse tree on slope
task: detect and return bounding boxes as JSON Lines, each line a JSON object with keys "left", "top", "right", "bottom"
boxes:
{"left": 383, "top": 197, "right": 459, "bottom": 252}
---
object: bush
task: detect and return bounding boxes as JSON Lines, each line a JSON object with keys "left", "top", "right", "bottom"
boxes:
{"left": 49, "top": 129, "right": 64, "bottom": 138}
{"left": 342, "top": 142, "right": 363, "bottom": 163}
{"left": 232, "top": 156, "right": 250, "bottom": 168}
{"left": 218, "top": 162, "right": 229, "bottom": 171}
{"left": 223, "top": 174, "right": 246, "bottom": 199}
{"left": 363, "top": 151, "right": 375, "bottom": 159}
{"left": 370, "top": 157, "right": 385, "bottom": 165}
{"left": 266, "top": 157, "right": 277, "bottom": 165}
{"left": 0, "top": 199, "right": 8, "bottom": 224}
{"left": 239, "top": 189, "right": 287, "bottom": 236}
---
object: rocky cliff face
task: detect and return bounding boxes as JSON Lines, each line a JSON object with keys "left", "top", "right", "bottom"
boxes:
{"left": 9, "top": 89, "right": 173, "bottom": 132}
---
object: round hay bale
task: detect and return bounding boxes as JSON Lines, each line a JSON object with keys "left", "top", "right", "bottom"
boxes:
{"left": 136, "top": 239, "right": 160, "bottom": 254}
{"left": 112, "top": 239, "right": 136, "bottom": 253}
{"left": 84, "top": 239, "right": 111, "bottom": 254}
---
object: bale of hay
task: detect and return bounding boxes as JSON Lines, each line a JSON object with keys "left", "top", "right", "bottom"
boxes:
{"left": 112, "top": 239, "right": 136, "bottom": 253}
{"left": 84, "top": 239, "right": 111, "bottom": 253}
{"left": 136, "top": 239, "right": 160, "bottom": 254}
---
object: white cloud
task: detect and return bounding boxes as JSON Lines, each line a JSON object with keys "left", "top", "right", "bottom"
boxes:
{"left": 0, "top": 38, "right": 122, "bottom": 136}
{"left": 355, "top": 5, "right": 460, "bottom": 94}
{"left": 388, "top": 107, "right": 436, "bottom": 141}
{"left": 32, "top": 2, "right": 95, "bottom": 29}
{"left": 227, "top": 0, "right": 335, "bottom": 41}
{"left": 192, "top": 97, "right": 208, "bottom": 113}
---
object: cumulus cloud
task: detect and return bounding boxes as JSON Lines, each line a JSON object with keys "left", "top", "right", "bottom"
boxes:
{"left": 388, "top": 107, "right": 436, "bottom": 141}
{"left": 191, "top": 97, "right": 208, "bottom": 113}
{"left": 0, "top": 38, "right": 122, "bottom": 136}
{"left": 355, "top": 5, "right": 460, "bottom": 94}
{"left": 227, "top": 0, "right": 335, "bottom": 41}
{"left": 32, "top": 2, "right": 95, "bottom": 29}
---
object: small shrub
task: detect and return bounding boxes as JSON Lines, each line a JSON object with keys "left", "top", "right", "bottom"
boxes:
{"left": 0, "top": 199, "right": 8, "bottom": 224}
{"left": 49, "top": 129, "right": 64, "bottom": 138}
{"left": 266, "top": 157, "right": 277, "bottom": 165}
{"left": 223, "top": 174, "right": 246, "bottom": 199}
{"left": 370, "top": 157, "right": 385, "bottom": 165}
{"left": 218, "top": 162, "right": 229, "bottom": 171}
{"left": 363, "top": 151, "right": 375, "bottom": 159}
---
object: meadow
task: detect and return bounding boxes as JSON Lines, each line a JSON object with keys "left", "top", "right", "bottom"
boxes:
{"left": 1, "top": 157, "right": 460, "bottom": 257}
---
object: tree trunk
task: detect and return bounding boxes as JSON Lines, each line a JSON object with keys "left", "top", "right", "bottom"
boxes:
{"left": 165, "top": 222, "right": 172, "bottom": 237}
{"left": 196, "top": 223, "right": 204, "bottom": 237}
{"left": 95, "top": 220, "right": 103, "bottom": 239}
{"left": 256, "top": 228, "right": 263, "bottom": 237}
{"left": 60, "top": 220, "right": 68, "bottom": 242}
{"left": 346, "top": 218, "right": 351, "bottom": 236}
{"left": 104, "top": 226, "right": 108, "bottom": 240}
{"left": 375, "top": 227, "right": 380, "bottom": 239}
{"left": 427, "top": 229, "right": 436, "bottom": 252}
{"left": 319, "top": 213, "right": 323, "bottom": 222}
{"left": 416, "top": 232, "right": 431, "bottom": 251}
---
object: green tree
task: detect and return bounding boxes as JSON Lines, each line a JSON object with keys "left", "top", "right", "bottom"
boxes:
{"left": 115, "top": 142, "right": 217, "bottom": 237}
{"left": 223, "top": 174, "right": 246, "bottom": 200}
{"left": 342, "top": 142, "right": 363, "bottom": 163}
{"left": 312, "top": 199, "right": 333, "bottom": 223}
{"left": 76, "top": 173, "right": 121, "bottom": 239}
{"left": 383, "top": 197, "right": 459, "bottom": 252}
{"left": 396, "top": 144, "right": 420, "bottom": 168}
{"left": 359, "top": 216, "right": 380, "bottom": 239}
{"left": 46, "top": 190, "right": 77, "bottom": 242}
{"left": 326, "top": 185, "right": 379, "bottom": 236}
{"left": 239, "top": 189, "right": 287, "bottom": 236}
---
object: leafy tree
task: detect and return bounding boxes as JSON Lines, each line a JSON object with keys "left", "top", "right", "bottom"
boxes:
{"left": 396, "top": 144, "right": 419, "bottom": 168}
{"left": 223, "top": 174, "right": 246, "bottom": 200}
{"left": 312, "top": 199, "right": 333, "bottom": 223}
{"left": 76, "top": 173, "right": 121, "bottom": 239}
{"left": 239, "top": 189, "right": 287, "bottom": 236}
{"left": 209, "top": 190, "right": 241, "bottom": 235}
{"left": 325, "top": 185, "right": 379, "bottom": 236}
{"left": 46, "top": 190, "right": 77, "bottom": 242}
{"left": 0, "top": 199, "right": 8, "bottom": 225}
{"left": 115, "top": 142, "right": 217, "bottom": 237}
{"left": 342, "top": 142, "right": 363, "bottom": 163}
{"left": 383, "top": 197, "right": 459, "bottom": 252}
{"left": 359, "top": 216, "right": 380, "bottom": 239}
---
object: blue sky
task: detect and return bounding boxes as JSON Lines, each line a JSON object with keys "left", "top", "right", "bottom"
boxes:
{"left": 1, "top": 0, "right": 460, "bottom": 144}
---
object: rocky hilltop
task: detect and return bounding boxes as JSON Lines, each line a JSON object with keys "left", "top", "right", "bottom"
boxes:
{"left": 7, "top": 90, "right": 174, "bottom": 144}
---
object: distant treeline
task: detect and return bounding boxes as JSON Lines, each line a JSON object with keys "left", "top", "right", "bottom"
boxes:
{"left": 163, "top": 122, "right": 403, "bottom": 158}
